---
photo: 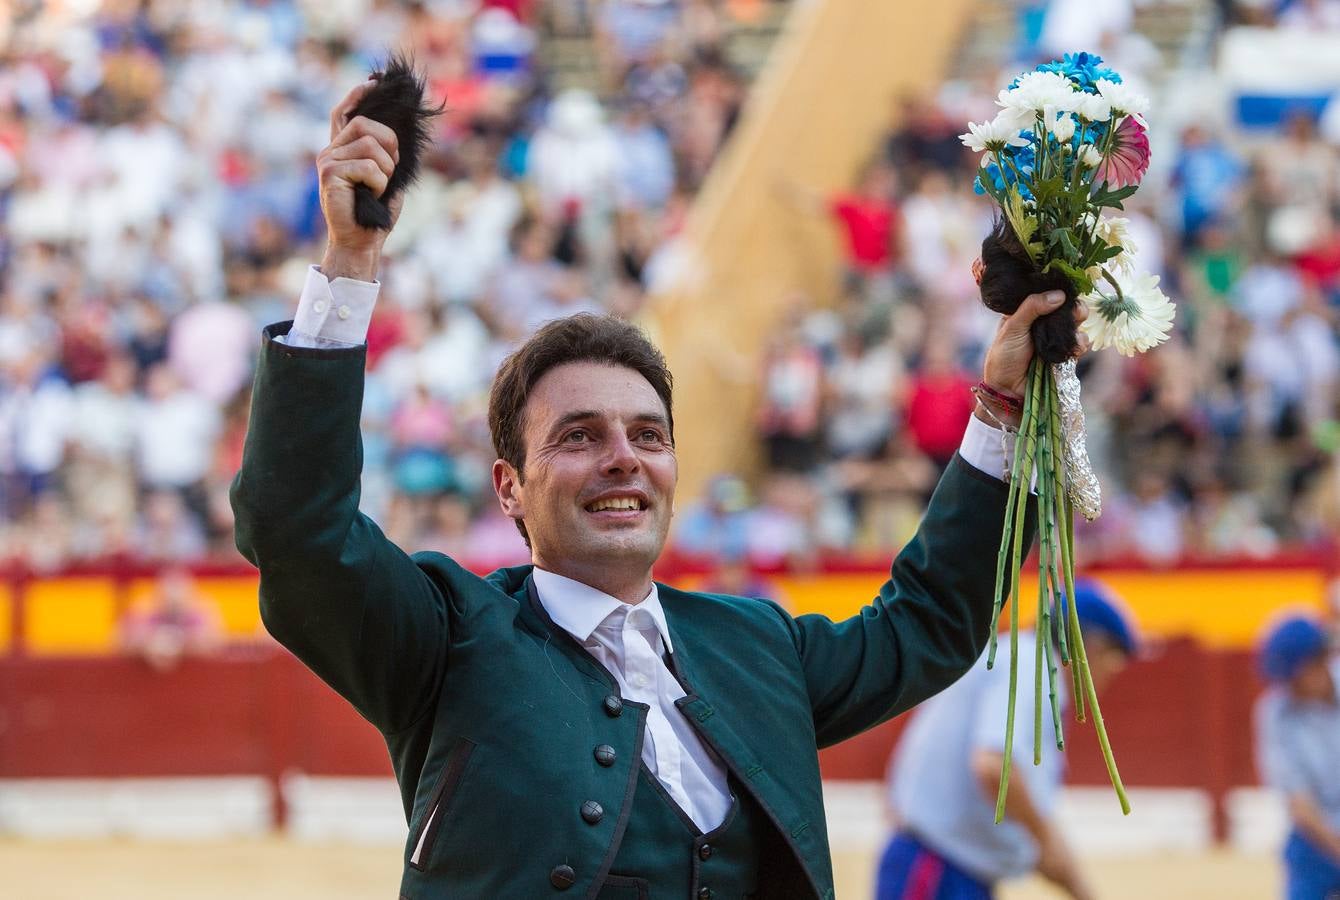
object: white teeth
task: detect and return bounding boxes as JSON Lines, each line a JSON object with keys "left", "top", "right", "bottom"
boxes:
{"left": 588, "top": 497, "right": 643, "bottom": 512}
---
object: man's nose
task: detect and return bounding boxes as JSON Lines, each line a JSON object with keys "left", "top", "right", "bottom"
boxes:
{"left": 601, "top": 432, "right": 640, "bottom": 475}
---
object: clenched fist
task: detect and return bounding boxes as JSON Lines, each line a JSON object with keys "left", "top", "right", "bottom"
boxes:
{"left": 318, "top": 80, "right": 402, "bottom": 282}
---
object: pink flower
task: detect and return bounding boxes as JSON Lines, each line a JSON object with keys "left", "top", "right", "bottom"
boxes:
{"left": 1095, "top": 117, "right": 1151, "bottom": 189}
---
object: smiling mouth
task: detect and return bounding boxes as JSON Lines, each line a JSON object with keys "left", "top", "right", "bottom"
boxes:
{"left": 585, "top": 497, "right": 647, "bottom": 513}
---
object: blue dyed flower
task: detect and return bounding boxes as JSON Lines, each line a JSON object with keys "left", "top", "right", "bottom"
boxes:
{"left": 1032, "top": 51, "right": 1123, "bottom": 94}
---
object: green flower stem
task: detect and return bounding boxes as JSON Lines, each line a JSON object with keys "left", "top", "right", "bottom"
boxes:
{"left": 1052, "top": 460, "right": 1130, "bottom": 814}
{"left": 1077, "top": 115, "right": 1123, "bottom": 253}
{"left": 1100, "top": 268, "right": 1126, "bottom": 303}
{"left": 988, "top": 379, "right": 1033, "bottom": 669}
{"left": 1040, "top": 375, "right": 1065, "bottom": 750}
{"left": 1045, "top": 384, "right": 1085, "bottom": 714}
{"left": 1033, "top": 412, "right": 1049, "bottom": 768}
{"left": 995, "top": 359, "right": 1044, "bottom": 824}
{"left": 1043, "top": 375, "right": 1070, "bottom": 667}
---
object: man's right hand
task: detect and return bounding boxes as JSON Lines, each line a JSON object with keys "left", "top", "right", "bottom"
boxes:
{"left": 318, "top": 80, "right": 402, "bottom": 283}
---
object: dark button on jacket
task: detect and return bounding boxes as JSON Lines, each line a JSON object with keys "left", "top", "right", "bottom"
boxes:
{"left": 549, "top": 864, "right": 576, "bottom": 890}
{"left": 594, "top": 744, "right": 617, "bottom": 767}
{"left": 581, "top": 800, "right": 604, "bottom": 824}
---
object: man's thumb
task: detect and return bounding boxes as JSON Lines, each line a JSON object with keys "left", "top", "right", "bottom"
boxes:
{"left": 1005, "top": 290, "right": 1066, "bottom": 332}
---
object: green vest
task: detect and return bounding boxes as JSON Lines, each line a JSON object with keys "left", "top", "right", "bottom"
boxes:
{"left": 231, "top": 324, "right": 1029, "bottom": 900}
{"left": 598, "top": 769, "right": 764, "bottom": 899}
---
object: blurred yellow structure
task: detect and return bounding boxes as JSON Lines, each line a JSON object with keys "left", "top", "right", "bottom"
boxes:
{"left": 647, "top": 0, "right": 976, "bottom": 499}
{"left": 8, "top": 565, "right": 1326, "bottom": 655}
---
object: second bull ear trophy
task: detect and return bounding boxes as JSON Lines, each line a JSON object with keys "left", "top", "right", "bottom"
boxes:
{"left": 347, "top": 53, "right": 443, "bottom": 231}
{"left": 964, "top": 52, "right": 1174, "bottom": 822}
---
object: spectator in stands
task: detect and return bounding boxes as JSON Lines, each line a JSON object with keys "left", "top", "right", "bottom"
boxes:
{"left": 1171, "top": 124, "right": 1246, "bottom": 250}
{"left": 776, "top": 161, "right": 904, "bottom": 305}
{"left": 880, "top": 580, "right": 1136, "bottom": 900}
{"left": 673, "top": 473, "right": 753, "bottom": 560}
{"left": 0, "top": 349, "right": 71, "bottom": 517}
{"left": 120, "top": 567, "right": 223, "bottom": 671}
{"left": 903, "top": 335, "right": 975, "bottom": 473}
{"left": 883, "top": 92, "right": 966, "bottom": 179}
{"left": 1255, "top": 614, "right": 1340, "bottom": 899}
{"left": 756, "top": 314, "right": 825, "bottom": 472}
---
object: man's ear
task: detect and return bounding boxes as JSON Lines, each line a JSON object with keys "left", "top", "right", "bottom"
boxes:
{"left": 492, "top": 459, "right": 524, "bottom": 522}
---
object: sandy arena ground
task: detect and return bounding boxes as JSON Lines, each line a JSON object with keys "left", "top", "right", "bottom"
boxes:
{"left": 0, "top": 839, "right": 1280, "bottom": 899}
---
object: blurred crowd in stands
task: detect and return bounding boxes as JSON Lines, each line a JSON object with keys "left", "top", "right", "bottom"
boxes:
{"left": 0, "top": 0, "right": 754, "bottom": 571}
{"left": 0, "top": 0, "right": 1338, "bottom": 578}
{"left": 750, "top": 0, "right": 1340, "bottom": 568}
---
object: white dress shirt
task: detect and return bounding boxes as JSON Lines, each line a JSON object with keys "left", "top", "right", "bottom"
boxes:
{"left": 533, "top": 568, "right": 733, "bottom": 832}
{"left": 284, "top": 265, "right": 1016, "bottom": 832}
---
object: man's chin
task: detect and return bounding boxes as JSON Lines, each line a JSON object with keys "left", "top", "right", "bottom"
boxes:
{"left": 576, "top": 530, "right": 666, "bottom": 565}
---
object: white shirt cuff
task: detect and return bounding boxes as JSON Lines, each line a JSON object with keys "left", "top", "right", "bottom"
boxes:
{"left": 283, "top": 265, "right": 380, "bottom": 348}
{"left": 958, "top": 414, "right": 1009, "bottom": 482}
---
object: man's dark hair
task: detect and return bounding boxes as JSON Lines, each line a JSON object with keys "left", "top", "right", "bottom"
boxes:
{"left": 488, "top": 314, "right": 675, "bottom": 542}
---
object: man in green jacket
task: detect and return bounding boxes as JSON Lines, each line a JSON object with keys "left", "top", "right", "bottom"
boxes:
{"left": 231, "top": 81, "right": 1075, "bottom": 899}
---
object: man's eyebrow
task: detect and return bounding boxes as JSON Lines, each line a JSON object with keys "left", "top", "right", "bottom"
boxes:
{"left": 547, "top": 410, "right": 671, "bottom": 433}
{"left": 630, "top": 412, "right": 670, "bottom": 428}
{"left": 549, "top": 410, "right": 601, "bottom": 434}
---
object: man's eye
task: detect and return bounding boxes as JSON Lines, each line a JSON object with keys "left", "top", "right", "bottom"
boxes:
{"left": 564, "top": 430, "right": 589, "bottom": 443}
{"left": 639, "top": 430, "right": 663, "bottom": 442}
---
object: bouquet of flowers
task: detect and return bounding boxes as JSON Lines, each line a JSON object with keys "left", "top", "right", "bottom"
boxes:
{"left": 962, "top": 53, "right": 1175, "bottom": 820}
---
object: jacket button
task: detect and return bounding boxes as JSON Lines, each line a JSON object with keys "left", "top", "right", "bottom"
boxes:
{"left": 549, "top": 864, "right": 576, "bottom": 890}
{"left": 594, "top": 744, "right": 617, "bottom": 767}
{"left": 698, "top": 843, "right": 713, "bottom": 860}
{"left": 580, "top": 800, "right": 604, "bottom": 824}
{"left": 603, "top": 695, "right": 623, "bottom": 717}
{"left": 698, "top": 887, "right": 713, "bottom": 899}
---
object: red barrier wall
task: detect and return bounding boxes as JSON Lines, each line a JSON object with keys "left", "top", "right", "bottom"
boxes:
{"left": 0, "top": 638, "right": 1264, "bottom": 837}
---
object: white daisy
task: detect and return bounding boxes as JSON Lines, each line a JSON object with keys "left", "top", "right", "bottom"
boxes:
{"left": 1078, "top": 144, "right": 1104, "bottom": 168}
{"left": 998, "top": 71, "right": 1079, "bottom": 116}
{"left": 1095, "top": 79, "right": 1150, "bottom": 128}
{"left": 1042, "top": 109, "right": 1076, "bottom": 143}
{"left": 1081, "top": 273, "right": 1176, "bottom": 356}
{"left": 1094, "top": 216, "right": 1137, "bottom": 273}
{"left": 959, "top": 113, "right": 1029, "bottom": 154}
{"left": 1076, "top": 93, "right": 1112, "bottom": 122}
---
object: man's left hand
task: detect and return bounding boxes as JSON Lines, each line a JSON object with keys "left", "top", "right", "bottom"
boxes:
{"left": 978, "top": 292, "right": 1090, "bottom": 427}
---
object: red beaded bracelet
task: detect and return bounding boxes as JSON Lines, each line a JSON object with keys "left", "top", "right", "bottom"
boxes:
{"left": 972, "top": 381, "right": 1024, "bottom": 415}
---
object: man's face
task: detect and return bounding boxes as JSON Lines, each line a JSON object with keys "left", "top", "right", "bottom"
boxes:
{"left": 1290, "top": 656, "right": 1335, "bottom": 703}
{"left": 1085, "top": 634, "right": 1129, "bottom": 694}
{"left": 494, "top": 362, "right": 676, "bottom": 589}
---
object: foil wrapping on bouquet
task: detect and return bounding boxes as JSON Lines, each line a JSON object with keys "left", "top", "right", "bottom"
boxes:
{"left": 1052, "top": 359, "right": 1102, "bottom": 521}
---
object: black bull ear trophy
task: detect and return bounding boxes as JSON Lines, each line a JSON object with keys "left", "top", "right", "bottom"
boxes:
{"left": 348, "top": 54, "right": 444, "bottom": 230}
{"left": 978, "top": 218, "right": 1080, "bottom": 364}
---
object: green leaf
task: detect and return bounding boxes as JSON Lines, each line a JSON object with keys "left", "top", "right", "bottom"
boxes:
{"left": 1031, "top": 174, "right": 1068, "bottom": 208}
{"left": 1004, "top": 190, "right": 1043, "bottom": 262}
{"left": 1041, "top": 258, "right": 1094, "bottom": 295}
{"left": 1046, "top": 227, "right": 1080, "bottom": 261}
{"left": 1091, "top": 182, "right": 1138, "bottom": 209}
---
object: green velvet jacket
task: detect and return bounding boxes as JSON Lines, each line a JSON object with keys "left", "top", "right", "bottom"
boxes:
{"left": 231, "top": 324, "right": 1026, "bottom": 899}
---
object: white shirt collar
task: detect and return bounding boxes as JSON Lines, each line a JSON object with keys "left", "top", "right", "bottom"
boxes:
{"left": 532, "top": 567, "right": 675, "bottom": 654}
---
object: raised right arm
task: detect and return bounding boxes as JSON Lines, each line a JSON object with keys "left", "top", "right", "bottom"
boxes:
{"left": 230, "top": 83, "right": 454, "bottom": 736}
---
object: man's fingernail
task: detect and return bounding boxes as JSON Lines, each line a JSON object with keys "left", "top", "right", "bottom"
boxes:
{"left": 1045, "top": 291, "right": 1065, "bottom": 305}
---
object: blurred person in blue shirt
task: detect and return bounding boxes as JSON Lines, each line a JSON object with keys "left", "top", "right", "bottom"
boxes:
{"left": 1254, "top": 615, "right": 1340, "bottom": 900}
{"left": 878, "top": 580, "right": 1137, "bottom": 900}
{"left": 673, "top": 473, "right": 752, "bottom": 560}
{"left": 1171, "top": 124, "right": 1246, "bottom": 250}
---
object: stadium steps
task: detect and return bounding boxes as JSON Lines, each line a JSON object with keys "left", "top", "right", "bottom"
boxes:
{"left": 536, "top": 2, "right": 793, "bottom": 97}
{"left": 951, "top": 0, "right": 1218, "bottom": 86}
